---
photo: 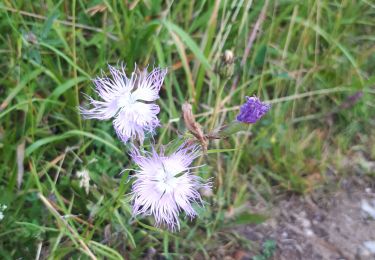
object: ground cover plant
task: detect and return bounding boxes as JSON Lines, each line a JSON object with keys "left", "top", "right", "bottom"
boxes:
{"left": 0, "top": 0, "right": 374, "bottom": 259}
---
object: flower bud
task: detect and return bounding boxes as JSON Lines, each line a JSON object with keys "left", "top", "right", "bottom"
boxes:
{"left": 216, "top": 50, "right": 235, "bottom": 78}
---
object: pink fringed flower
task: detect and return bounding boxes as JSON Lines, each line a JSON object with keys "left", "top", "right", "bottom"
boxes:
{"left": 80, "top": 65, "right": 167, "bottom": 143}
{"left": 130, "top": 144, "right": 210, "bottom": 231}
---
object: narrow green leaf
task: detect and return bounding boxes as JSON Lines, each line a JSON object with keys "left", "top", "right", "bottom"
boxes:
{"left": 50, "top": 77, "right": 88, "bottom": 100}
{"left": 234, "top": 213, "right": 268, "bottom": 225}
{"left": 26, "top": 130, "right": 122, "bottom": 156}
{"left": 0, "top": 69, "right": 43, "bottom": 111}
{"left": 162, "top": 20, "right": 212, "bottom": 71}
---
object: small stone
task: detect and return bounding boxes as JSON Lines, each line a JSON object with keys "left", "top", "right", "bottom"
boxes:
{"left": 357, "top": 246, "right": 372, "bottom": 259}
{"left": 305, "top": 229, "right": 314, "bottom": 237}
{"left": 361, "top": 200, "right": 375, "bottom": 219}
{"left": 363, "top": 241, "right": 375, "bottom": 253}
{"left": 301, "top": 218, "right": 311, "bottom": 228}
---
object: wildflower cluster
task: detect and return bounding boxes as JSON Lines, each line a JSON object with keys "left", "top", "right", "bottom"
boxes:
{"left": 81, "top": 63, "right": 270, "bottom": 230}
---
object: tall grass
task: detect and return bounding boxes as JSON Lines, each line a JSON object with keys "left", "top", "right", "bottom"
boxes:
{"left": 0, "top": 0, "right": 374, "bottom": 258}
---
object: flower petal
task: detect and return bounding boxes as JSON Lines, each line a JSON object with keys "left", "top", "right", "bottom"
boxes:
{"left": 107, "top": 65, "right": 135, "bottom": 93}
{"left": 168, "top": 145, "right": 200, "bottom": 172}
{"left": 131, "top": 68, "right": 167, "bottom": 102}
{"left": 113, "top": 102, "right": 159, "bottom": 142}
{"left": 80, "top": 65, "right": 136, "bottom": 120}
{"left": 125, "top": 102, "right": 160, "bottom": 128}
{"left": 113, "top": 115, "right": 145, "bottom": 143}
{"left": 80, "top": 95, "right": 118, "bottom": 120}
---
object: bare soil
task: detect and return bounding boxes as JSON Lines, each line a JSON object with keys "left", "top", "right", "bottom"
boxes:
{"left": 235, "top": 179, "right": 375, "bottom": 260}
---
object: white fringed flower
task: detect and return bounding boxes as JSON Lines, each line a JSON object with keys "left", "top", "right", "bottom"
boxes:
{"left": 130, "top": 144, "right": 210, "bottom": 231}
{"left": 80, "top": 65, "right": 167, "bottom": 143}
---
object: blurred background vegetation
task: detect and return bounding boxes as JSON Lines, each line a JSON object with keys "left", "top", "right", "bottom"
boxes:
{"left": 0, "top": 0, "right": 374, "bottom": 259}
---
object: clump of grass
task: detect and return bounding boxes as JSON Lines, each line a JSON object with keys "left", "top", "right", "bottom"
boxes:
{"left": 0, "top": 0, "right": 374, "bottom": 258}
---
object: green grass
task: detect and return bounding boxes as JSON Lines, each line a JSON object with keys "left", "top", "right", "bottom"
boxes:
{"left": 0, "top": 0, "right": 374, "bottom": 259}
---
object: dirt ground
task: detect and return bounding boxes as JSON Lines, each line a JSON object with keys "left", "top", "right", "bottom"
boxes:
{"left": 234, "top": 178, "right": 375, "bottom": 260}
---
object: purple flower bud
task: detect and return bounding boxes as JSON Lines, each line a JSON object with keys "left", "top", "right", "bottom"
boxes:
{"left": 236, "top": 96, "right": 270, "bottom": 124}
